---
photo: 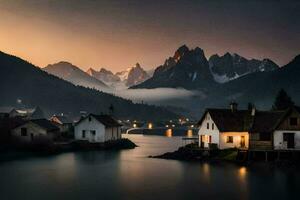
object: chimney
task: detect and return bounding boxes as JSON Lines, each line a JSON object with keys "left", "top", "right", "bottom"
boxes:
{"left": 251, "top": 106, "right": 256, "bottom": 116}
{"left": 230, "top": 102, "right": 238, "bottom": 112}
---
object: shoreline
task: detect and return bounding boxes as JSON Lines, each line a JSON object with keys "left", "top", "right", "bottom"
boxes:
{"left": 149, "top": 145, "right": 300, "bottom": 168}
{"left": 0, "top": 138, "right": 137, "bottom": 162}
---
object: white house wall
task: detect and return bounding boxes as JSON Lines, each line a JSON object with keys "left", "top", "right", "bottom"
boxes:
{"left": 274, "top": 130, "right": 300, "bottom": 150}
{"left": 105, "top": 127, "right": 121, "bottom": 141}
{"left": 198, "top": 112, "right": 220, "bottom": 148}
{"left": 74, "top": 116, "right": 106, "bottom": 143}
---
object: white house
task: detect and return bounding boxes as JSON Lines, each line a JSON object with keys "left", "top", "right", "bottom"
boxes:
{"left": 74, "top": 114, "right": 122, "bottom": 143}
{"left": 11, "top": 119, "right": 60, "bottom": 144}
{"left": 197, "top": 103, "right": 250, "bottom": 149}
{"left": 198, "top": 103, "right": 300, "bottom": 150}
{"left": 250, "top": 107, "right": 300, "bottom": 150}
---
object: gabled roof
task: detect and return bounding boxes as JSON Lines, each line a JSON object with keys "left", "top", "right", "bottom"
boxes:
{"left": 91, "top": 114, "right": 122, "bottom": 127}
{"left": 198, "top": 106, "right": 299, "bottom": 133}
{"left": 76, "top": 114, "right": 122, "bottom": 127}
{"left": 198, "top": 109, "right": 253, "bottom": 132}
{"left": 250, "top": 110, "right": 287, "bottom": 133}
{"left": 52, "top": 115, "right": 72, "bottom": 124}
{"left": 30, "top": 119, "right": 59, "bottom": 131}
{"left": 0, "top": 107, "right": 15, "bottom": 113}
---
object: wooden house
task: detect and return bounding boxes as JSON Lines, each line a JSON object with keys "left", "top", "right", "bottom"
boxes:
{"left": 11, "top": 119, "right": 60, "bottom": 144}
{"left": 74, "top": 114, "right": 122, "bottom": 143}
{"left": 250, "top": 107, "right": 300, "bottom": 150}
{"left": 198, "top": 104, "right": 300, "bottom": 150}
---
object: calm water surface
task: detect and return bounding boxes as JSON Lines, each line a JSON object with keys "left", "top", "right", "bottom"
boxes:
{"left": 0, "top": 134, "right": 299, "bottom": 200}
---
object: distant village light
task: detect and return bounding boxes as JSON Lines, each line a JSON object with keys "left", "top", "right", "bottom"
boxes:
{"left": 148, "top": 123, "right": 153, "bottom": 129}
{"left": 165, "top": 129, "right": 172, "bottom": 137}
{"left": 187, "top": 129, "right": 193, "bottom": 137}
{"left": 133, "top": 123, "right": 137, "bottom": 128}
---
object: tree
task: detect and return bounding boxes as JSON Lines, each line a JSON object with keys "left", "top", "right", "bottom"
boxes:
{"left": 272, "top": 89, "right": 294, "bottom": 110}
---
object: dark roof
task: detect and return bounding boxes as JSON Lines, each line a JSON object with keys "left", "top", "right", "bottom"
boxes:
{"left": 30, "top": 119, "right": 59, "bottom": 131}
{"left": 250, "top": 110, "right": 287, "bottom": 133}
{"left": 52, "top": 115, "right": 72, "bottom": 124}
{"left": 91, "top": 114, "right": 122, "bottom": 127}
{"left": 0, "top": 117, "right": 26, "bottom": 130}
{"left": 198, "top": 107, "right": 298, "bottom": 133}
{"left": 198, "top": 109, "right": 253, "bottom": 132}
{"left": 0, "top": 107, "right": 15, "bottom": 113}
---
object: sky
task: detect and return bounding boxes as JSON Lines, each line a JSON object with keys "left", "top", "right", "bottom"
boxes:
{"left": 0, "top": 0, "right": 299, "bottom": 72}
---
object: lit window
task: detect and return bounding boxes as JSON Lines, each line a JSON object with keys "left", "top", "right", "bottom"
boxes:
{"left": 226, "top": 136, "right": 233, "bottom": 143}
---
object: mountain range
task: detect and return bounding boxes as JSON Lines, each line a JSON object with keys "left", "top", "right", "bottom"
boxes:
{"left": 45, "top": 62, "right": 151, "bottom": 90}
{"left": 0, "top": 51, "right": 177, "bottom": 120}
{"left": 1, "top": 44, "right": 299, "bottom": 119}
{"left": 132, "top": 45, "right": 279, "bottom": 89}
{"left": 131, "top": 45, "right": 299, "bottom": 117}
{"left": 44, "top": 61, "right": 109, "bottom": 91}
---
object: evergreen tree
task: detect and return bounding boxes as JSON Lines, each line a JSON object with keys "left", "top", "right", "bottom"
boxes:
{"left": 272, "top": 89, "right": 294, "bottom": 110}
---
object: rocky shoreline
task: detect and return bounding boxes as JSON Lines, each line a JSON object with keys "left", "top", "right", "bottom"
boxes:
{"left": 149, "top": 145, "right": 300, "bottom": 168}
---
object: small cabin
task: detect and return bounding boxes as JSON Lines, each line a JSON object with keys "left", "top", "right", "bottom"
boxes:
{"left": 74, "top": 114, "right": 122, "bottom": 143}
{"left": 11, "top": 119, "right": 60, "bottom": 144}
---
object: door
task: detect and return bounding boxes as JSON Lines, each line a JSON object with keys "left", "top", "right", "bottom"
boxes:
{"left": 284, "top": 133, "right": 295, "bottom": 149}
{"left": 90, "top": 130, "right": 96, "bottom": 142}
{"left": 240, "top": 136, "right": 245, "bottom": 148}
{"left": 200, "top": 135, "right": 205, "bottom": 148}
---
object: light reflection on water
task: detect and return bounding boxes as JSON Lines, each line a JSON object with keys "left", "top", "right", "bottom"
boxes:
{"left": 0, "top": 134, "right": 299, "bottom": 200}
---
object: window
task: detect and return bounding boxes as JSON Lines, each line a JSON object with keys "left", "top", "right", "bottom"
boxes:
{"left": 290, "top": 118, "right": 298, "bottom": 126}
{"left": 207, "top": 123, "right": 209, "bottom": 129}
{"left": 82, "top": 130, "right": 86, "bottom": 138}
{"left": 226, "top": 136, "right": 233, "bottom": 143}
{"left": 90, "top": 130, "right": 96, "bottom": 135}
{"left": 88, "top": 116, "right": 92, "bottom": 122}
{"left": 212, "top": 123, "right": 214, "bottom": 130}
{"left": 21, "top": 128, "right": 27, "bottom": 136}
{"left": 259, "top": 132, "right": 271, "bottom": 141}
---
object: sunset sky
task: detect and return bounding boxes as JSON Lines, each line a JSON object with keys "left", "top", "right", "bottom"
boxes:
{"left": 0, "top": 0, "right": 299, "bottom": 72}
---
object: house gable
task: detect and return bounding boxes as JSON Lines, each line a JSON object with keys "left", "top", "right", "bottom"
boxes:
{"left": 276, "top": 108, "right": 300, "bottom": 131}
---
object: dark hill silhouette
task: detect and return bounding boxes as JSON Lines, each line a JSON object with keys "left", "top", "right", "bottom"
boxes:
{"left": 0, "top": 51, "right": 178, "bottom": 120}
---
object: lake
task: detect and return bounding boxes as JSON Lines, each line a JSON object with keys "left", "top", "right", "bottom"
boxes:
{"left": 0, "top": 134, "right": 299, "bottom": 200}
